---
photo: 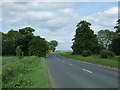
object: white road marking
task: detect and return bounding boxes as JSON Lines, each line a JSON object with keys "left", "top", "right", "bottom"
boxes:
{"left": 82, "top": 69, "right": 92, "bottom": 73}
{"left": 62, "top": 61, "right": 64, "bottom": 62}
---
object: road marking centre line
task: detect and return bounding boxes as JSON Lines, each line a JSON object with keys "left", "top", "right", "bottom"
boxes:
{"left": 82, "top": 69, "right": 92, "bottom": 74}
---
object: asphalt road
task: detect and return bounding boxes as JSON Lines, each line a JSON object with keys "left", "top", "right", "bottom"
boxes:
{"left": 46, "top": 52, "right": 119, "bottom": 88}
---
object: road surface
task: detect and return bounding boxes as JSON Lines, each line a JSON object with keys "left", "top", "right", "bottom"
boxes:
{"left": 46, "top": 53, "right": 119, "bottom": 88}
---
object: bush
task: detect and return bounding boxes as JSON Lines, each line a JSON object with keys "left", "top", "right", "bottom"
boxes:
{"left": 16, "top": 46, "right": 23, "bottom": 59}
{"left": 117, "top": 56, "right": 120, "bottom": 61}
{"left": 2, "top": 57, "right": 36, "bottom": 83}
{"left": 100, "top": 50, "right": 115, "bottom": 58}
{"left": 82, "top": 50, "right": 92, "bottom": 57}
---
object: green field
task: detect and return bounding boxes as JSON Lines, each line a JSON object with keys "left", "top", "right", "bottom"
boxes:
{"left": 2, "top": 56, "right": 50, "bottom": 88}
{"left": 60, "top": 51, "right": 120, "bottom": 68}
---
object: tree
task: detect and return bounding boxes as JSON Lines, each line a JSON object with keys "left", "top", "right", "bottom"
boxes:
{"left": 110, "top": 19, "right": 120, "bottom": 55}
{"left": 0, "top": 32, "right": 2, "bottom": 56}
{"left": 50, "top": 40, "right": 58, "bottom": 47}
{"left": 49, "top": 44, "right": 56, "bottom": 52}
{"left": 19, "top": 27, "right": 35, "bottom": 55}
{"left": 97, "top": 29, "right": 116, "bottom": 50}
{"left": 28, "top": 36, "right": 48, "bottom": 57}
{"left": 48, "top": 40, "right": 58, "bottom": 52}
{"left": 71, "top": 20, "right": 99, "bottom": 54}
{"left": 114, "top": 19, "right": 120, "bottom": 34}
{"left": 2, "top": 30, "right": 22, "bottom": 55}
{"left": 19, "top": 27, "right": 35, "bottom": 34}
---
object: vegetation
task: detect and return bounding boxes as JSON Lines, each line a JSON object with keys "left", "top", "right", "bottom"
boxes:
{"left": 2, "top": 56, "right": 50, "bottom": 88}
{"left": 60, "top": 51, "right": 119, "bottom": 68}
{"left": 48, "top": 40, "right": 58, "bottom": 52}
{"left": 71, "top": 20, "right": 99, "bottom": 54}
{"left": 110, "top": 19, "right": 120, "bottom": 55}
{"left": 1, "top": 27, "right": 58, "bottom": 88}
{"left": 2, "top": 27, "right": 58, "bottom": 57}
{"left": 97, "top": 29, "right": 116, "bottom": 50}
{"left": 16, "top": 46, "right": 23, "bottom": 59}
{"left": 82, "top": 50, "right": 91, "bottom": 57}
{"left": 100, "top": 50, "right": 115, "bottom": 58}
{"left": 28, "top": 36, "right": 48, "bottom": 57}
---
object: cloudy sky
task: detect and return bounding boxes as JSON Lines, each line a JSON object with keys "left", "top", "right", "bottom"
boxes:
{"left": 1, "top": 1, "right": 118, "bottom": 50}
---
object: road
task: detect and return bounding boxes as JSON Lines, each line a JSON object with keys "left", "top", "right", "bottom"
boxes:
{"left": 46, "top": 52, "right": 119, "bottom": 88}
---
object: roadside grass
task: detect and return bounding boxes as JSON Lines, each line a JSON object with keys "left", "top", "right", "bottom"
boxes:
{"left": 60, "top": 51, "right": 119, "bottom": 68}
{"left": 2, "top": 56, "right": 19, "bottom": 65}
{"left": 2, "top": 56, "right": 50, "bottom": 88}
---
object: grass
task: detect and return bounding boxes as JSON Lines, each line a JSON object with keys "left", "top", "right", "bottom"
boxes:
{"left": 2, "top": 56, "right": 50, "bottom": 88}
{"left": 2, "top": 56, "right": 19, "bottom": 65}
{"left": 60, "top": 51, "right": 120, "bottom": 68}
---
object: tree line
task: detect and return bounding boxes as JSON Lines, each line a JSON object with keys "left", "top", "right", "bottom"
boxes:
{"left": 1, "top": 27, "right": 58, "bottom": 57}
{"left": 72, "top": 19, "right": 120, "bottom": 57}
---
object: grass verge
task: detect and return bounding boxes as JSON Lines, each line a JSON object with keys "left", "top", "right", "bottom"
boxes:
{"left": 60, "top": 51, "right": 120, "bottom": 68}
{"left": 2, "top": 56, "right": 50, "bottom": 88}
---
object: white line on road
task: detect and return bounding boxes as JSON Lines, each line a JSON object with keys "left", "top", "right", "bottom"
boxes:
{"left": 82, "top": 69, "right": 92, "bottom": 73}
{"left": 62, "top": 61, "right": 64, "bottom": 62}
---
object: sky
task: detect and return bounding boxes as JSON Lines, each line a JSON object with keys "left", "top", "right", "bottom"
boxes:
{"left": 0, "top": 1, "right": 119, "bottom": 50}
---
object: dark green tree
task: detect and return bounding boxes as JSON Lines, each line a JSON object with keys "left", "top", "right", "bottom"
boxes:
{"left": 19, "top": 27, "right": 35, "bottom": 55}
{"left": 50, "top": 40, "right": 58, "bottom": 47}
{"left": 48, "top": 40, "right": 58, "bottom": 52}
{"left": 19, "top": 27, "right": 35, "bottom": 34}
{"left": 28, "top": 36, "right": 48, "bottom": 57}
{"left": 110, "top": 19, "right": 120, "bottom": 55}
{"left": 2, "top": 30, "right": 22, "bottom": 55}
{"left": 71, "top": 20, "right": 98, "bottom": 54}
{"left": 114, "top": 19, "right": 120, "bottom": 34}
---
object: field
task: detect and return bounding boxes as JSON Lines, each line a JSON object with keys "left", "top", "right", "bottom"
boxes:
{"left": 60, "top": 51, "right": 120, "bottom": 68}
{"left": 2, "top": 56, "right": 50, "bottom": 88}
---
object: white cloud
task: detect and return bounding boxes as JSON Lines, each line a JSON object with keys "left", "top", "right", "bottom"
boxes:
{"left": 58, "top": 8, "right": 74, "bottom": 13}
{"left": 2, "top": 0, "right": 119, "bottom": 2}
{"left": 82, "top": 7, "right": 118, "bottom": 33}
{"left": 1, "top": 2, "right": 118, "bottom": 50}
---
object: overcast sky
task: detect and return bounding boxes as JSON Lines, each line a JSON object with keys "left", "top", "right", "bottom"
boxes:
{"left": 1, "top": 2, "right": 118, "bottom": 50}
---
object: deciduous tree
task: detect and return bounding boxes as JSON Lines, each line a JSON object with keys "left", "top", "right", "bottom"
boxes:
{"left": 71, "top": 20, "right": 98, "bottom": 54}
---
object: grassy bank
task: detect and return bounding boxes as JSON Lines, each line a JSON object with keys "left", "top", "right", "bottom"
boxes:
{"left": 2, "top": 56, "right": 50, "bottom": 88}
{"left": 60, "top": 51, "right": 119, "bottom": 68}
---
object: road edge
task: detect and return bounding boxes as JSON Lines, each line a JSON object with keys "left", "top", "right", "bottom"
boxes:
{"left": 45, "top": 60, "right": 56, "bottom": 88}
{"left": 60, "top": 53, "right": 119, "bottom": 70}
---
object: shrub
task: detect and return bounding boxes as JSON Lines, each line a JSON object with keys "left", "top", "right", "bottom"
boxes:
{"left": 16, "top": 46, "right": 23, "bottom": 59}
{"left": 82, "top": 50, "right": 92, "bottom": 57}
{"left": 117, "top": 56, "right": 120, "bottom": 61}
{"left": 100, "top": 50, "right": 115, "bottom": 58}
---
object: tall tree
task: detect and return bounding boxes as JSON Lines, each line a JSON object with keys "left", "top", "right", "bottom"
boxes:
{"left": 71, "top": 20, "right": 98, "bottom": 54}
{"left": 110, "top": 19, "right": 120, "bottom": 55}
{"left": 97, "top": 29, "right": 116, "bottom": 50}
{"left": 18, "top": 27, "right": 35, "bottom": 55}
{"left": 114, "top": 19, "right": 120, "bottom": 34}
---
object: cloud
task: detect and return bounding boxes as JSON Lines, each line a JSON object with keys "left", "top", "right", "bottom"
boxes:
{"left": 1, "top": 2, "right": 118, "bottom": 50}
{"left": 2, "top": 0, "right": 119, "bottom": 2}
{"left": 82, "top": 7, "right": 118, "bottom": 33}
{"left": 58, "top": 8, "right": 74, "bottom": 13}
